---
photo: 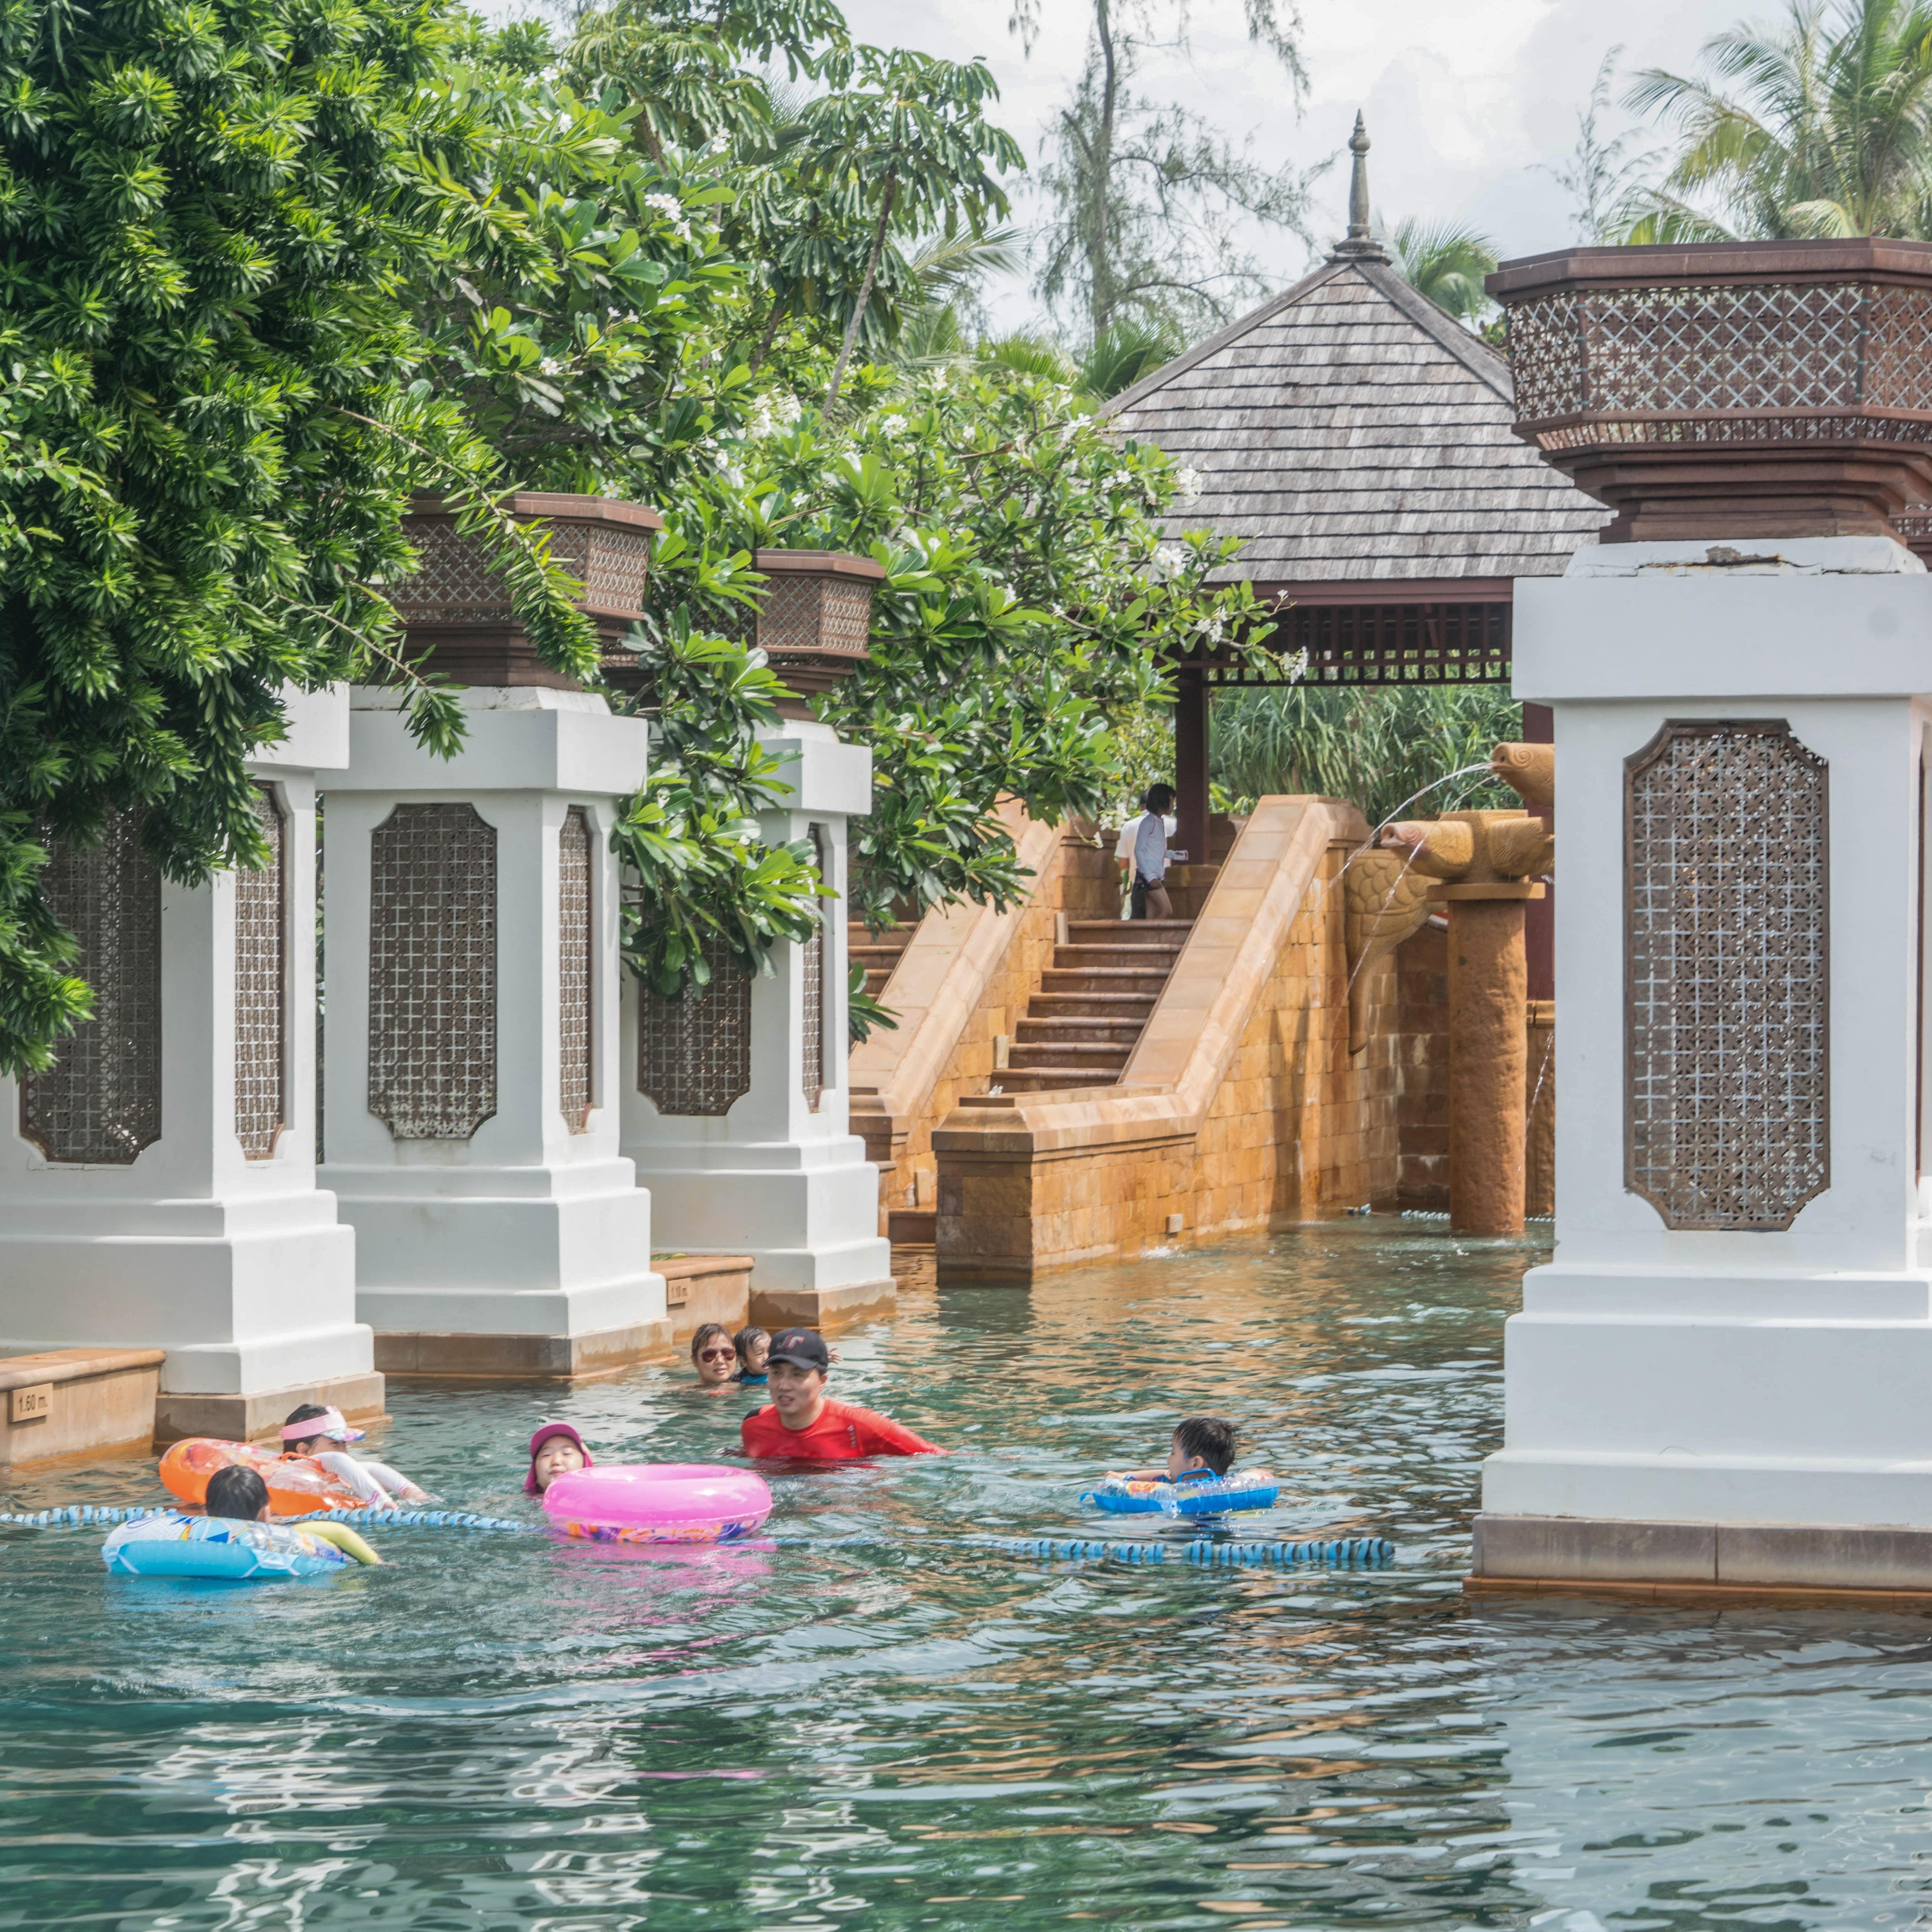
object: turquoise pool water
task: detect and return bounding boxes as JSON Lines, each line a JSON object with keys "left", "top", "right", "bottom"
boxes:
{"left": 2, "top": 1225, "right": 1929, "bottom": 1929}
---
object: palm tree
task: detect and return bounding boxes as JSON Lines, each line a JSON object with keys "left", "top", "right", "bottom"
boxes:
{"left": 1383, "top": 218, "right": 1500, "bottom": 326}
{"left": 1620, "top": 0, "right": 1932, "bottom": 239}
{"left": 1077, "top": 318, "right": 1183, "bottom": 399}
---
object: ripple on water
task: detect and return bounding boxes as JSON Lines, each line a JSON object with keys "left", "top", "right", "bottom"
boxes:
{"left": 1, "top": 1224, "right": 1929, "bottom": 1930}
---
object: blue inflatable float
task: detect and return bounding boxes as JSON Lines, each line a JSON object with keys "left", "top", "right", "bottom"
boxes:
{"left": 102, "top": 1512, "right": 350, "bottom": 1581}
{"left": 1080, "top": 1473, "right": 1281, "bottom": 1518}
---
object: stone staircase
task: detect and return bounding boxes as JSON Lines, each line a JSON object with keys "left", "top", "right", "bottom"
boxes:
{"left": 849, "top": 919, "right": 916, "bottom": 999}
{"left": 989, "top": 816, "right": 1242, "bottom": 1096}
{"left": 996, "top": 920, "right": 1194, "bottom": 1092}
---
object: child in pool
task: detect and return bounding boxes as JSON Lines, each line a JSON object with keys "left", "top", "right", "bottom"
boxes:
{"left": 1117, "top": 1415, "right": 1242, "bottom": 1490}
{"left": 733, "top": 1326, "right": 770, "bottom": 1385}
{"left": 525, "top": 1422, "right": 593, "bottom": 1495}
{"left": 205, "top": 1465, "right": 381, "bottom": 1565}
{"left": 281, "top": 1404, "right": 431, "bottom": 1505}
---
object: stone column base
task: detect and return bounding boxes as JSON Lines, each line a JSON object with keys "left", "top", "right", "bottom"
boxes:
{"left": 155, "top": 1370, "right": 386, "bottom": 1447}
{"left": 1469, "top": 1511, "right": 1932, "bottom": 1609}
{"left": 0, "top": 1349, "right": 164, "bottom": 1468}
{"left": 661, "top": 1255, "right": 753, "bottom": 1342}
{"left": 750, "top": 1277, "right": 896, "bottom": 1330}
{"left": 374, "top": 1321, "right": 672, "bottom": 1380}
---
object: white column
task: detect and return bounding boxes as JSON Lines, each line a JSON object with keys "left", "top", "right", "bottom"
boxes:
{"left": 321, "top": 686, "right": 665, "bottom": 1375}
{"left": 1479, "top": 538, "right": 1932, "bottom": 1583}
{"left": 621, "top": 719, "right": 894, "bottom": 1327}
{"left": 0, "top": 685, "right": 375, "bottom": 1441}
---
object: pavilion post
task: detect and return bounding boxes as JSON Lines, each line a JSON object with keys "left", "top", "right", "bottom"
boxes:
{"left": 1174, "top": 668, "right": 1210, "bottom": 867}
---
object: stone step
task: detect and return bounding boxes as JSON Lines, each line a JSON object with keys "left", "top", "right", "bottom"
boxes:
{"left": 1040, "top": 968, "right": 1172, "bottom": 995}
{"left": 1016, "top": 1017, "right": 1146, "bottom": 1045}
{"left": 991, "top": 1067, "right": 1118, "bottom": 1092}
{"left": 1008, "top": 1041, "right": 1131, "bottom": 1071}
{"left": 1065, "top": 920, "right": 1191, "bottom": 944}
{"left": 1053, "top": 943, "right": 1182, "bottom": 971}
{"left": 1026, "top": 992, "right": 1158, "bottom": 1018}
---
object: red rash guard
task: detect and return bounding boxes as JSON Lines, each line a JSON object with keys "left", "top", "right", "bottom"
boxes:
{"left": 740, "top": 1399, "right": 942, "bottom": 1460}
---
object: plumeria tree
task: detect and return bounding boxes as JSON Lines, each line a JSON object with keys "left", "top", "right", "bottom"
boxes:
{"left": 0, "top": 0, "right": 605, "bottom": 1076}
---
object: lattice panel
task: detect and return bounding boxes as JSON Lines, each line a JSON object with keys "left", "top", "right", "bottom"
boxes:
{"left": 550, "top": 524, "right": 651, "bottom": 615}
{"left": 1510, "top": 282, "right": 1932, "bottom": 424}
{"left": 396, "top": 518, "right": 651, "bottom": 625}
{"left": 21, "top": 811, "right": 163, "bottom": 1165}
{"left": 1205, "top": 603, "right": 1511, "bottom": 687}
{"left": 801, "top": 825, "right": 826, "bottom": 1111}
{"left": 367, "top": 804, "right": 498, "bottom": 1140}
{"left": 637, "top": 937, "right": 752, "bottom": 1117}
{"left": 1626, "top": 721, "right": 1829, "bottom": 1230}
{"left": 559, "top": 806, "right": 594, "bottom": 1132}
{"left": 234, "top": 784, "right": 286, "bottom": 1159}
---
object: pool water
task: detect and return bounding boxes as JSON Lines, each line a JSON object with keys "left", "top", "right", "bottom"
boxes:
{"left": 3, "top": 1225, "right": 1929, "bottom": 1930}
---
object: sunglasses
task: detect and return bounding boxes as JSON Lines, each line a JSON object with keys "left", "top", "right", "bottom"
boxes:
{"left": 698, "top": 1347, "right": 736, "bottom": 1362}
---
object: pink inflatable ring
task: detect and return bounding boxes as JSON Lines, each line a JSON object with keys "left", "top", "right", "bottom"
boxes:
{"left": 542, "top": 1463, "right": 772, "bottom": 1544}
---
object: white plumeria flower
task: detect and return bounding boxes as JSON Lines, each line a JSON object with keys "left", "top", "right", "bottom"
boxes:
{"left": 876, "top": 413, "right": 908, "bottom": 436}
{"left": 538, "top": 356, "right": 564, "bottom": 376}
{"left": 1174, "top": 465, "right": 1204, "bottom": 502}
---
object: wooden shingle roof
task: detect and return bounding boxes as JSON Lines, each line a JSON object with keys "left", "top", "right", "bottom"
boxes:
{"left": 1108, "top": 257, "right": 1610, "bottom": 587}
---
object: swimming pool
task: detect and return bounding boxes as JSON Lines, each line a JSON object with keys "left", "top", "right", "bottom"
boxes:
{"left": 1, "top": 1224, "right": 1926, "bottom": 1929}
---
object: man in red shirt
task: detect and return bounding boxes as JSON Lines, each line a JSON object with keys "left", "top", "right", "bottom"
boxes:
{"left": 739, "top": 1328, "right": 943, "bottom": 1460}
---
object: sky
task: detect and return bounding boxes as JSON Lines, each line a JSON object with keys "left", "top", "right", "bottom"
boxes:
{"left": 489, "top": 0, "right": 1773, "bottom": 333}
{"left": 836, "top": 0, "right": 1759, "bottom": 330}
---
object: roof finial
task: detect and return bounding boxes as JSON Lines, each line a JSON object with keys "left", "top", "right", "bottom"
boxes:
{"left": 1328, "top": 112, "right": 1388, "bottom": 263}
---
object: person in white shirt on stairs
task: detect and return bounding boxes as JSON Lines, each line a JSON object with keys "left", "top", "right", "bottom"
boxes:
{"left": 1114, "top": 784, "right": 1179, "bottom": 920}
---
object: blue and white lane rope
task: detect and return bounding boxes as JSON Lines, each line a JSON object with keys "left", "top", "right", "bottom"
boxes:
{"left": 0, "top": 1506, "right": 1393, "bottom": 1567}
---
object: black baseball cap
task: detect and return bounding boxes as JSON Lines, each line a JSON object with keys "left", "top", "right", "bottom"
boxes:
{"left": 767, "top": 1328, "right": 830, "bottom": 1372}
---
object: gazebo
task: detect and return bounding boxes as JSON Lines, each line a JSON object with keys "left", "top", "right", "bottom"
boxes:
{"left": 1108, "top": 114, "right": 1609, "bottom": 945}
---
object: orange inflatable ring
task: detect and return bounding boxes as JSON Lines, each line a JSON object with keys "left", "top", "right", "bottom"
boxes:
{"left": 160, "top": 1438, "right": 367, "bottom": 1517}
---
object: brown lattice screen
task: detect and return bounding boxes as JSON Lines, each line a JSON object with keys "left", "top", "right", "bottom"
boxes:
{"left": 21, "top": 811, "right": 164, "bottom": 1164}
{"left": 1202, "top": 603, "right": 1512, "bottom": 687}
{"left": 234, "top": 783, "right": 287, "bottom": 1159}
{"left": 638, "top": 936, "right": 752, "bottom": 1116}
{"left": 1626, "top": 720, "right": 1830, "bottom": 1230}
{"left": 559, "top": 806, "right": 594, "bottom": 1132}
{"left": 1509, "top": 280, "right": 1932, "bottom": 424}
{"left": 367, "top": 803, "right": 498, "bottom": 1140}
{"left": 801, "top": 825, "right": 826, "bottom": 1111}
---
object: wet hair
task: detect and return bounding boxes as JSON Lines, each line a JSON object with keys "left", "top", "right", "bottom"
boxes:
{"left": 1142, "top": 784, "right": 1176, "bottom": 813}
{"left": 205, "top": 1465, "right": 269, "bottom": 1521}
{"left": 284, "top": 1403, "right": 330, "bottom": 1428}
{"left": 1171, "top": 1415, "right": 1238, "bottom": 1477}
{"left": 690, "top": 1322, "right": 733, "bottom": 1364}
{"left": 734, "top": 1325, "right": 770, "bottom": 1366}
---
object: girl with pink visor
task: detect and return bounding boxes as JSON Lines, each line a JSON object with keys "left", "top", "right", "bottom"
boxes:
{"left": 280, "top": 1405, "right": 432, "bottom": 1506}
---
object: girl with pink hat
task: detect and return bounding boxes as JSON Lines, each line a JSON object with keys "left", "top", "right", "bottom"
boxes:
{"left": 526, "top": 1423, "right": 594, "bottom": 1495}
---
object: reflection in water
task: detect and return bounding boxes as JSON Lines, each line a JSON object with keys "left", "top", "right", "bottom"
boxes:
{"left": 1, "top": 1225, "right": 1928, "bottom": 1929}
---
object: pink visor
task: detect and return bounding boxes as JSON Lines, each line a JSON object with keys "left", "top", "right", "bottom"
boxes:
{"left": 281, "top": 1407, "right": 365, "bottom": 1445}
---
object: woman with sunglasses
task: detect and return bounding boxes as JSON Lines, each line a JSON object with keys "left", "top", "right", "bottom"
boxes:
{"left": 690, "top": 1323, "right": 740, "bottom": 1392}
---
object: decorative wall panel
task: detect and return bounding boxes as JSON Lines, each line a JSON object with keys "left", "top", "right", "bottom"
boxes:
{"left": 1626, "top": 720, "right": 1829, "bottom": 1230}
{"left": 367, "top": 803, "right": 498, "bottom": 1140}
{"left": 801, "top": 825, "right": 826, "bottom": 1111}
{"left": 638, "top": 936, "right": 752, "bottom": 1117}
{"left": 234, "top": 783, "right": 287, "bottom": 1159}
{"left": 559, "top": 806, "right": 594, "bottom": 1132}
{"left": 21, "top": 811, "right": 163, "bottom": 1164}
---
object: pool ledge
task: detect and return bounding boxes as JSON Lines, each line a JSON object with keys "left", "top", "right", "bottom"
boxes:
{"left": 1468, "top": 1510, "right": 1932, "bottom": 1609}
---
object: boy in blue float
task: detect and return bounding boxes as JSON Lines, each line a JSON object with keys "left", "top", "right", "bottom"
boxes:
{"left": 1127, "top": 1415, "right": 1239, "bottom": 1490}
